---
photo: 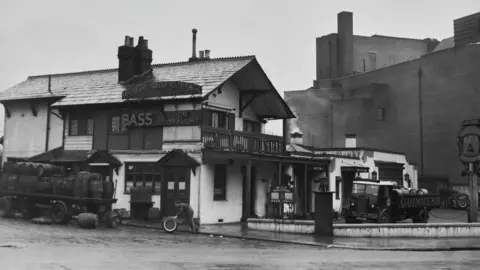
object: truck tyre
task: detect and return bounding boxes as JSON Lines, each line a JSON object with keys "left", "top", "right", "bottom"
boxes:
{"left": 0, "top": 198, "right": 13, "bottom": 218}
{"left": 51, "top": 202, "right": 72, "bottom": 224}
{"left": 378, "top": 210, "right": 391, "bottom": 223}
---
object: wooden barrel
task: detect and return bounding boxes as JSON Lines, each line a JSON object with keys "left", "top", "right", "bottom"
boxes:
{"left": 74, "top": 171, "right": 90, "bottom": 198}
{"left": 24, "top": 162, "right": 38, "bottom": 176}
{"left": 89, "top": 176, "right": 104, "bottom": 199}
{"left": 416, "top": 188, "right": 428, "bottom": 195}
{"left": 103, "top": 181, "right": 115, "bottom": 199}
{"left": 16, "top": 162, "right": 30, "bottom": 175}
{"left": 409, "top": 188, "right": 418, "bottom": 195}
{"left": 2, "top": 162, "right": 17, "bottom": 173}
{"left": 36, "top": 164, "right": 61, "bottom": 177}
{"left": 394, "top": 188, "right": 409, "bottom": 196}
{"left": 77, "top": 213, "right": 99, "bottom": 229}
{"left": 147, "top": 207, "right": 161, "bottom": 221}
{"left": 6, "top": 174, "right": 19, "bottom": 191}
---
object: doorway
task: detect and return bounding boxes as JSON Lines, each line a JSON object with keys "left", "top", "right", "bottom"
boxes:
{"left": 242, "top": 165, "right": 257, "bottom": 219}
{"left": 89, "top": 165, "right": 112, "bottom": 182}
{"left": 162, "top": 166, "right": 191, "bottom": 217}
{"left": 340, "top": 171, "right": 356, "bottom": 206}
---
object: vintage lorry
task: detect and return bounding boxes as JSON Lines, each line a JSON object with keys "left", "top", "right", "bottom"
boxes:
{"left": 342, "top": 180, "right": 470, "bottom": 223}
{"left": 0, "top": 161, "right": 119, "bottom": 228}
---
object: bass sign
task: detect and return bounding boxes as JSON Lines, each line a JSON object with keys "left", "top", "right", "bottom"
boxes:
{"left": 123, "top": 112, "right": 153, "bottom": 127}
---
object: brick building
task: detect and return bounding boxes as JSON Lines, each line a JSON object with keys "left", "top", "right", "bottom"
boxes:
{"left": 285, "top": 11, "right": 480, "bottom": 190}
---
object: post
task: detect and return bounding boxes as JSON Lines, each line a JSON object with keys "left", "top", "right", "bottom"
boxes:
{"left": 469, "top": 163, "right": 478, "bottom": 222}
{"left": 314, "top": 191, "right": 334, "bottom": 236}
{"left": 304, "top": 163, "right": 308, "bottom": 217}
{"left": 245, "top": 160, "right": 252, "bottom": 220}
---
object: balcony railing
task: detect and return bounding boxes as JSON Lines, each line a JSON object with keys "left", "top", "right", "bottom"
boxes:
{"left": 202, "top": 128, "right": 285, "bottom": 155}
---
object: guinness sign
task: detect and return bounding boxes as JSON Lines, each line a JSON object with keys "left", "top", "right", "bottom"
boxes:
{"left": 122, "top": 81, "right": 203, "bottom": 99}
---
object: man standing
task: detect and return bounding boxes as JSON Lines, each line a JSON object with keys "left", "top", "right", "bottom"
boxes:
{"left": 175, "top": 201, "right": 197, "bottom": 233}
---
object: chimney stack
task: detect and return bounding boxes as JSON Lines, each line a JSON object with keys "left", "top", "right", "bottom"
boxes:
{"left": 199, "top": 50, "right": 205, "bottom": 59}
{"left": 337, "top": 11, "right": 354, "bottom": 77}
{"left": 118, "top": 35, "right": 136, "bottom": 82}
{"left": 345, "top": 134, "right": 357, "bottom": 148}
{"left": 204, "top": 49, "right": 211, "bottom": 59}
{"left": 291, "top": 132, "right": 303, "bottom": 145}
{"left": 134, "top": 36, "right": 153, "bottom": 76}
{"left": 189, "top": 29, "right": 198, "bottom": 62}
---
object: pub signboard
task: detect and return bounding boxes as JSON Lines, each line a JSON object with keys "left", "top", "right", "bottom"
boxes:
{"left": 122, "top": 110, "right": 202, "bottom": 128}
{"left": 121, "top": 81, "right": 203, "bottom": 99}
{"left": 457, "top": 118, "right": 480, "bottom": 164}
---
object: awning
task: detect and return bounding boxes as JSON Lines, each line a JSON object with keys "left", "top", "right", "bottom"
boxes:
{"left": 374, "top": 161, "right": 405, "bottom": 169}
{"left": 157, "top": 149, "right": 200, "bottom": 167}
{"left": 85, "top": 150, "right": 122, "bottom": 168}
{"left": 28, "top": 147, "right": 90, "bottom": 163}
{"left": 341, "top": 166, "right": 369, "bottom": 173}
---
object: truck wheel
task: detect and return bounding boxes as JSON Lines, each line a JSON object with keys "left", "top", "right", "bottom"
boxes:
{"left": 378, "top": 211, "right": 391, "bottom": 223}
{"left": 0, "top": 198, "right": 13, "bottom": 218}
{"left": 51, "top": 202, "right": 72, "bottom": 224}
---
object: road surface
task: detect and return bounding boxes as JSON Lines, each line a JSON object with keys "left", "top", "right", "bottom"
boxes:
{"left": 1, "top": 218, "right": 479, "bottom": 269}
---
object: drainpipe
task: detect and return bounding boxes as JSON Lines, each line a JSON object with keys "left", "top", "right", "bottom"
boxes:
{"left": 197, "top": 165, "right": 202, "bottom": 222}
{"left": 45, "top": 75, "right": 52, "bottom": 152}
{"left": 418, "top": 68, "right": 424, "bottom": 174}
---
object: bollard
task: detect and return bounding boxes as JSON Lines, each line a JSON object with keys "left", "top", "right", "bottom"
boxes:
{"left": 314, "top": 191, "right": 335, "bottom": 236}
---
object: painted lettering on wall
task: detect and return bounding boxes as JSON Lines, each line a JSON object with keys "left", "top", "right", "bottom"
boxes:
{"left": 165, "top": 111, "right": 201, "bottom": 126}
{"left": 318, "top": 150, "right": 361, "bottom": 158}
{"left": 123, "top": 112, "right": 153, "bottom": 127}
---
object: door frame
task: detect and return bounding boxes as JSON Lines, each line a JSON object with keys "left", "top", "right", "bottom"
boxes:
{"left": 160, "top": 165, "right": 192, "bottom": 217}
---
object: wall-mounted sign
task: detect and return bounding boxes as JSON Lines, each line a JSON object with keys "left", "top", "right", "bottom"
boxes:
{"left": 458, "top": 119, "right": 480, "bottom": 163}
{"left": 121, "top": 110, "right": 201, "bottom": 128}
{"left": 318, "top": 150, "right": 362, "bottom": 158}
{"left": 123, "top": 112, "right": 154, "bottom": 127}
{"left": 122, "top": 81, "right": 203, "bottom": 99}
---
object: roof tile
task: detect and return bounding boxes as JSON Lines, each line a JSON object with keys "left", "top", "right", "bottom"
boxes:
{"left": 0, "top": 56, "right": 255, "bottom": 106}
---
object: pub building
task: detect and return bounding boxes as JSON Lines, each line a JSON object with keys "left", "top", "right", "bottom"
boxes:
{"left": 0, "top": 30, "right": 418, "bottom": 224}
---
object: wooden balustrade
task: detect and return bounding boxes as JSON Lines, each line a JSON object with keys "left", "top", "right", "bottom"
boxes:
{"left": 202, "top": 128, "right": 285, "bottom": 155}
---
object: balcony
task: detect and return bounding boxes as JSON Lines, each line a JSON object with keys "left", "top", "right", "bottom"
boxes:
{"left": 202, "top": 128, "right": 286, "bottom": 155}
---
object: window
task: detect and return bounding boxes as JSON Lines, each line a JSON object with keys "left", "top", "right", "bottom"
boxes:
{"left": 69, "top": 116, "right": 94, "bottom": 136}
{"left": 368, "top": 51, "right": 377, "bottom": 70}
{"left": 124, "top": 163, "right": 162, "bottom": 194}
{"left": 376, "top": 107, "right": 385, "bottom": 121}
{"left": 111, "top": 116, "right": 126, "bottom": 133}
{"left": 335, "top": 177, "right": 341, "bottom": 200}
{"left": 211, "top": 111, "right": 229, "bottom": 129}
{"left": 213, "top": 164, "right": 227, "bottom": 200}
{"left": 243, "top": 120, "right": 261, "bottom": 133}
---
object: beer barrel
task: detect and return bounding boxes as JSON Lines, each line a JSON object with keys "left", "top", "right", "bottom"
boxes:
{"left": 36, "top": 163, "right": 64, "bottom": 177}
{"left": 74, "top": 172, "right": 90, "bottom": 198}
{"left": 394, "top": 188, "right": 409, "bottom": 196}
{"left": 16, "top": 162, "right": 30, "bottom": 175}
{"left": 416, "top": 189, "right": 429, "bottom": 195}
{"left": 147, "top": 207, "right": 161, "bottom": 221}
{"left": 88, "top": 173, "right": 104, "bottom": 199}
{"left": 103, "top": 181, "right": 115, "bottom": 199}
{"left": 24, "top": 162, "right": 38, "bottom": 176}
{"left": 77, "top": 213, "right": 99, "bottom": 229}
{"left": 6, "top": 174, "right": 19, "bottom": 191}
{"left": 2, "top": 162, "right": 17, "bottom": 173}
{"left": 409, "top": 188, "right": 418, "bottom": 195}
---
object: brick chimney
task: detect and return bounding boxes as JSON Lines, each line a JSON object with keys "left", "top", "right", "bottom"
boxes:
{"left": 337, "top": 11, "right": 354, "bottom": 77}
{"left": 134, "top": 36, "right": 153, "bottom": 76}
{"left": 117, "top": 36, "right": 135, "bottom": 82}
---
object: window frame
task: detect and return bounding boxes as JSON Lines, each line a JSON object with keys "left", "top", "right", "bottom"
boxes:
{"left": 213, "top": 164, "right": 227, "bottom": 201}
{"left": 69, "top": 115, "right": 94, "bottom": 136}
{"left": 243, "top": 119, "right": 261, "bottom": 133}
{"left": 204, "top": 109, "right": 234, "bottom": 130}
{"left": 124, "top": 162, "right": 162, "bottom": 195}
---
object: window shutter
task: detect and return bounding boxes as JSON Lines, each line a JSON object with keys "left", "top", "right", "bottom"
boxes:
{"left": 202, "top": 110, "right": 212, "bottom": 127}
{"left": 228, "top": 113, "right": 235, "bottom": 131}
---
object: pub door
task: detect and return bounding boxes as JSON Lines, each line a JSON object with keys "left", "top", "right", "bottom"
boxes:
{"left": 162, "top": 166, "right": 191, "bottom": 217}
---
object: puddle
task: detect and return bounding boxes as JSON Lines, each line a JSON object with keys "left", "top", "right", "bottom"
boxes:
{"left": 0, "top": 244, "right": 24, "bottom": 249}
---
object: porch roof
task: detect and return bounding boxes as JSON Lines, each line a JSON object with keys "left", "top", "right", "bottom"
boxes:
{"left": 157, "top": 149, "right": 200, "bottom": 167}
{"left": 28, "top": 147, "right": 90, "bottom": 163}
{"left": 202, "top": 149, "right": 330, "bottom": 165}
{"left": 85, "top": 150, "right": 122, "bottom": 167}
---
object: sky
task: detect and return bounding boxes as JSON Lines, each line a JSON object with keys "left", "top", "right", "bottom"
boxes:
{"left": 1, "top": 0, "right": 479, "bottom": 136}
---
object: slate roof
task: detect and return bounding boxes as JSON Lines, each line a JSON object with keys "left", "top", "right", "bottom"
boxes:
{"left": 433, "top": 36, "right": 455, "bottom": 52}
{"left": 0, "top": 56, "right": 256, "bottom": 106}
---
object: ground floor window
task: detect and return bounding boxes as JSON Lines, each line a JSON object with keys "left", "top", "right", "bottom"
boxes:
{"left": 214, "top": 164, "right": 227, "bottom": 200}
{"left": 125, "top": 163, "right": 161, "bottom": 194}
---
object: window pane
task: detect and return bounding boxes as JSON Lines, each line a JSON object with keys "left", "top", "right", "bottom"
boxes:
{"left": 111, "top": 116, "right": 121, "bottom": 133}
{"left": 87, "top": 119, "right": 94, "bottom": 135}
{"left": 144, "top": 174, "right": 153, "bottom": 189}
{"left": 125, "top": 174, "right": 135, "bottom": 193}
{"left": 70, "top": 120, "right": 79, "bottom": 135}
{"left": 212, "top": 112, "right": 219, "bottom": 128}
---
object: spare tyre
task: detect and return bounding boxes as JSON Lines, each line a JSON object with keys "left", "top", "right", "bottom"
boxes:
{"left": 163, "top": 216, "right": 178, "bottom": 233}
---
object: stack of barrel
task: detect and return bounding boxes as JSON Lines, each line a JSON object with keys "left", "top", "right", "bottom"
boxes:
{"left": 1, "top": 162, "right": 65, "bottom": 193}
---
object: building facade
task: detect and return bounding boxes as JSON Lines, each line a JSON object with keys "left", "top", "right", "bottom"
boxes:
{"left": 285, "top": 11, "right": 480, "bottom": 189}
{"left": 0, "top": 32, "right": 334, "bottom": 224}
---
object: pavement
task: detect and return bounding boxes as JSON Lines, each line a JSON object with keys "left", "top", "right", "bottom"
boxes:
{"left": 1, "top": 218, "right": 480, "bottom": 269}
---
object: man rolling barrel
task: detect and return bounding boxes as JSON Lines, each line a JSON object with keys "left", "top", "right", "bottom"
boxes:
{"left": 175, "top": 201, "right": 198, "bottom": 233}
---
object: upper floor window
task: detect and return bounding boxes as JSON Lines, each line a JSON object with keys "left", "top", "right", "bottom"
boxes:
{"left": 243, "top": 120, "right": 261, "bottom": 133}
{"left": 110, "top": 115, "right": 127, "bottom": 134}
{"left": 368, "top": 51, "right": 377, "bottom": 71}
{"left": 69, "top": 116, "right": 94, "bottom": 136}
{"left": 203, "top": 110, "right": 234, "bottom": 130}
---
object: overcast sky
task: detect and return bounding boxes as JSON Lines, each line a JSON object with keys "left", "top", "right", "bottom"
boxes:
{"left": 1, "top": 0, "right": 479, "bottom": 135}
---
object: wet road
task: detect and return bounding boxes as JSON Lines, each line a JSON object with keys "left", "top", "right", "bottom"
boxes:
{"left": 1, "top": 218, "right": 480, "bottom": 270}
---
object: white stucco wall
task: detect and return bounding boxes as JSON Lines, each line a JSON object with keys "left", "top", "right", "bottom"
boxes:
{"left": 3, "top": 100, "right": 64, "bottom": 161}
